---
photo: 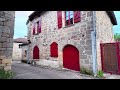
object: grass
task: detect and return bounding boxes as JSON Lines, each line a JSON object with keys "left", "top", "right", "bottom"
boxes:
{"left": 0, "top": 69, "right": 14, "bottom": 79}
{"left": 97, "top": 70, "right": 104, "bottom": 78}
{"left": 80, "top": 67, "right": 93, "bottom": 76}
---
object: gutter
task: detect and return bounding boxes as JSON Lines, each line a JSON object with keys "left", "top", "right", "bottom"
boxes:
{"left": 91, "top": 11, "right": 97, "bottom": 76}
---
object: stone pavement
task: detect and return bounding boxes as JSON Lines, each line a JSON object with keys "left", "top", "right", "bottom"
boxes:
{"left": 103, "top": 73, "right": 120, "bottom": 79}
{"left": 11, "top": 61, "right": 97, "bottom": 79}
{"left": 12, "top": 61, "right": 120, "bottom": 79}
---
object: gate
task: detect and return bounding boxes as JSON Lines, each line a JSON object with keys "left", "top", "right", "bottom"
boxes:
{"left": 100, "top": 42, "right": 120, "bottom": 74}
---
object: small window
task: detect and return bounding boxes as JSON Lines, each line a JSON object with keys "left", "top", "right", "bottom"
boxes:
{"left": 50, "top": 42, "right": 58, "bottom": 57}
{"left": 24, "top": 50, "right": 27, "bottom": 57}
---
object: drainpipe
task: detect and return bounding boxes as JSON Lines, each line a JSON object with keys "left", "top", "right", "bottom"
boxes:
{"left": 91, "top": 11, "right": 97, "bottom": 76}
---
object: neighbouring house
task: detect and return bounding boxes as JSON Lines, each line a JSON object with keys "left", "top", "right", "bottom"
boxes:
{"left": 26, "top": 11, "right": 117, "bottom": 75}
{"left": 12, "top": 38, "right": 28, "bottom": 61}
{"left": 0, "top": 11, "right": 15, "bottom": 70}
{"left": 19, "top": 43, "right": 28, "bottom": 61}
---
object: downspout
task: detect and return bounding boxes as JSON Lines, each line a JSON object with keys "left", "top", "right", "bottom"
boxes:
{"left": 91, "top": 11, "right": 97, "bottom": 76}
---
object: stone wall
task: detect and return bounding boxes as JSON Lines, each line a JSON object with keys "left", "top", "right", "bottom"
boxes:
{"left": 95, "top": 11, "right": 114, "bottom": 70}
{"left": 28, "top": 11, "right": 94, "bottom": 71}
{"left": 0, "top": 11, "right": 15, "bottom": 70}
{"left": 12, "top": 43, "right": 22, "bottom": 61}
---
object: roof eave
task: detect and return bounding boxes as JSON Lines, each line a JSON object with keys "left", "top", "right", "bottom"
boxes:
{"left": 106, "top": 11, "right": 117, "bottom": 25}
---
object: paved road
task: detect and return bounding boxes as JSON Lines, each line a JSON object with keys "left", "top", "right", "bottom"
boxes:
{"left": 11, "top": 61, "right": 97, "bottom": 79}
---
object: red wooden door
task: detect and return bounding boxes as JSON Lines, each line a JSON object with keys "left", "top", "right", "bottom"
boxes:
{"left": 33, "top": 46, "right": 39, "bottom": 60}
{"left": 63, "top": 45, "right": 80, "bottom": 71}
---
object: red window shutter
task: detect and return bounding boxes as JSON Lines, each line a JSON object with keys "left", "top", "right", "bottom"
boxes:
{"left": 74, "top": 11, "right": 81, "bottom": 23}
{"left": 57, "top": 11, "right": 62, "bottom": 29}
{"left": 33, "top": 23, "right": 35, "bottom": 35}
{"left": 50, "top": 42, "right": 58, "bottom": 57}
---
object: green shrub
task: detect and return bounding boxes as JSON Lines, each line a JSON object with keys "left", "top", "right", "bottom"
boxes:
{"left": 0, "top": 69, "right": 14, "bottom": 79}
{"left": 97, "top": 70, "right": 103, "bottom": 78}
{"left": 114, "top": 33, "right": 120, "bottom": 41}
{"left": 80, "top": 67, "right": 93, "bottom": 75}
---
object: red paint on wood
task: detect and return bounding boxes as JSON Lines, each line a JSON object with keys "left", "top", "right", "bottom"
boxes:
{"left": 57, "top": 11, "right": 62, "bottom": 29}
{"left": 100, "top": 42, "right": 120, "bottom": 74}
{"left": 74, "top": 11, "right": 81, "bottom": 23}
{"left": 50, "top": 42, "right": 58, "bottom": 57}
{"left": 63, "top": 45, "right": 80, "bottom": 71}
{"left": 33, "top": 46, "right": 39, "bottom": 60}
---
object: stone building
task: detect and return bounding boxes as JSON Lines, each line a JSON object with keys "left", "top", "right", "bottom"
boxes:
{"left": 0, "top": 11, "right": 15, "bottom": 70}
{"left": 12, "top": 38, "right": 28, "bottom": 61}
{"left": 19, "top": 41, "right": 28, "bottom": 61}
{"left": 26, "top": 11, "right": 117, "bottom": 75}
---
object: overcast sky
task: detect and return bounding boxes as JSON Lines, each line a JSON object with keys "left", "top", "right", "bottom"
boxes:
{"left": 14, "top": 11, "right": 120, "bottom": 39}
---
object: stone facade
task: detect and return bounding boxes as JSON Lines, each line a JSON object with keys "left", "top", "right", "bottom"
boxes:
{"left": 0, "top": 11, "right": 15, "bottom": 70}
{"left": 95, "top": 11, "right": 114, "bottom": 70}
{"left": 27, "top": 11, "right": 115, "bottom": 73}
{"left": 27, "top": 11, "right": 94, "bottom": 71}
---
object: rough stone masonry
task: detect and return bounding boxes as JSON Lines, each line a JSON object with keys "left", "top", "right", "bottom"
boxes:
{"left": 0, "top": 11, "right": 15, "bottom": 70}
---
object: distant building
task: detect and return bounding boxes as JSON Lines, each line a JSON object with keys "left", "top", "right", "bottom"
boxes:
{"left": 12, "top": 38, "right": 28, "bottom": 61}
{"left": 19, "top": 43, "right": 28, "bottom": 61}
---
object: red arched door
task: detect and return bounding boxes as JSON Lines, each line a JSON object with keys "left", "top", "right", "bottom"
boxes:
{"left": 63, "top": 45, "right": 80, "bottom": 71}
{"left": 33, "top": 46, "right": 39, "bottom": 60}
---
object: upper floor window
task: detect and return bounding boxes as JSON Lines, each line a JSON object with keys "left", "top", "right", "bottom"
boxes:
{"left": 37, "top": 19, "right": 41, "bottom": 33}
{"left": 32, "top": 19, "right": 41, "bottom": 35}
{"left": 65, "top": 11, "right": 81, "bottom": 26}
{"left": 65, "top": 11, "right": 74, "bottom": 26}
{"left": 32, "top": 23, "right": 35, "bottom": 35}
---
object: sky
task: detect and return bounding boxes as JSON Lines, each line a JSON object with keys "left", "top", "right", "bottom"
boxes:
{"left": 14, "top": 11, "right": 120, "bottom": 39}
{"left": 14, "top": 11, "right": 34, "bottom": 39}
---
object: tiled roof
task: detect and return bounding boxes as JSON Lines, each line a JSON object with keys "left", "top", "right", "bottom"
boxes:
{"left": 14, "top": 38, "right": 28, "bottom": 43}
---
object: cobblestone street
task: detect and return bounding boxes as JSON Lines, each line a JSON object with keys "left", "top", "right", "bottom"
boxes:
{"left": 11, "top": 61, "right": 97, "bottom": 79}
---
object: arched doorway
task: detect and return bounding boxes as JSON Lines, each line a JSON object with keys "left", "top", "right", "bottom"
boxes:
{"left": 33, "top": 46, "right": 39, "bottom": 60}
{"left": 63, "top": 45, "right": 80, "bottom": 71}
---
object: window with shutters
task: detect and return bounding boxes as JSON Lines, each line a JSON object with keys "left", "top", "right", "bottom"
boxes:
{"left": 57, "top": 11, "right": 62, "bottom": 29}
{"left": 37, "top": 20, "right": 41, "bottom": 34}
{"left": 32, "top": 19, "right": 41, "bottom": 35}
{"left": 50, "top": 42, "right": 58, "bottom": 57}
{"left": 65, "top": 11, "right": 81, "bottom": 26}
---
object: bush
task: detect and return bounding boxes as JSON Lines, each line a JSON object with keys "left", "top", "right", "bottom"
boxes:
{"left": 114, "top": 33, "right": 120, "bottom": 41}
{"left": 80, "top": 67, "right": 93, "bottom": 75}
{"left": 0, "top": 69, "right": 14, "bottom": 79}
{"left": 97, "top": 70, "right": 103, "bottom": 78}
